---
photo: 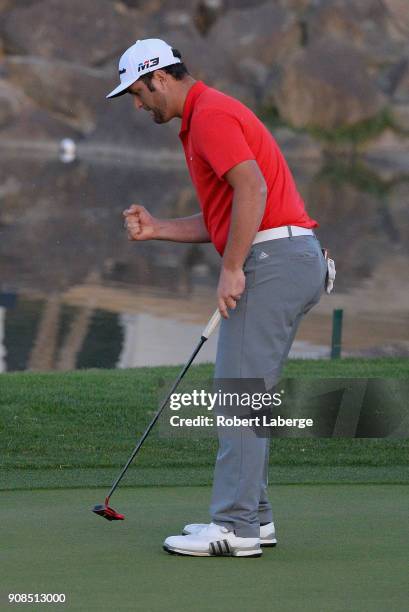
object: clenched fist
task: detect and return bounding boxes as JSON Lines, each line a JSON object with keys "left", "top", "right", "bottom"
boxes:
{"left": 123, "top": 204, "right": 158, "bottom": 241}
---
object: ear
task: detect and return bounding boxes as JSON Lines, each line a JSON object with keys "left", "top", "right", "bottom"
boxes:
{"left": 152, "top": 69, "right": 168, "bottom": 90}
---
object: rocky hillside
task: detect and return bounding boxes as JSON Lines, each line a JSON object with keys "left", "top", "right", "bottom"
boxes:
{"left": 0, "top": 0, "right": 408, "bottom": 172}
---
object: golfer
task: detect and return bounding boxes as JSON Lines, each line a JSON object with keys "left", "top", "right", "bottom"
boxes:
{"left": 107, "top": 38, "right": 327, "bottom": 558}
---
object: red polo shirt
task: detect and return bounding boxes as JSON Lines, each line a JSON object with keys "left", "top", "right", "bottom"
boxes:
{"left": 179, "top": 81, "right": 318, "bottom": 255}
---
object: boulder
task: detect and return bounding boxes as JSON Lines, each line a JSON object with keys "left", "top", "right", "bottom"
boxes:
{"left": 129, "top": 0, "right": 212, "bottom": 36}
{"left": 223, "top": 0, "right": 271, "bottom": 9}
{"left": 207, "top": 4, "right": 300, "bottom": 66}
{"left": 0, "top": 0, "right": 12, "bottom": 12}
{"left": 145, "top": 8, "right": 195, "bottom": 33}
{"left": 306, "top": 177, "right": 392, "bottom": 290}
{"left": 392, "top": 60, "right": 409, "bottom": 103}
{"left": 362, "top": 129, "right": 409, "bottom": 178}
{"left": 134, "top": 4, "right": 229, "bottom": 81}
{"left": 142, "top": 27, "right": 259, "bottom": 106}
{"left": 142, "top": 26, "right": 212, "bottom": 79}
{"left": 273, "top": 38, "right": 386, "bottom": 129}
{"left": 123, "top": 0, "right": 195, "bottom": 10}
{"left": 1, "top": 0, "right": 144, "bottom": 65}
{"left": 235, "top": 57, "right": 269, "bottom": 91}
{"left": 377, "top": 58, "right": 408, "bottom": 97}
{"left": 194, "top": 1, "right": 224, "bottom": 35}
{"left": 0, "top": 78, "right": 31, "bottom": 128}
{"left": 388, "top": 181, "right": 409, "bottom": 249}
{"left": 1, "top": 0, "right": 41, "bottom": 8}
{"left": 273, "top": 127, "right": 323, "bottom": 163}
{"left": 382, "top": 0, "right": 409, "bottom": 43}
{"left": 276, "top": 0, "right": 310, "bottom": 13}
{"left": 209, "top": 78, "right": 259, "bottom": 110}
{"left": 302, "top": 0, "right": 408, "bottom": 119}
{"left": 4, "top": 56, "right": 113, "bottom": 134}
{"left": 122, "top": 0, "right": 266, "bottom": 26}
{"left": 120, "top": 0, "right": 145, "bottom": 7}
{"left": 203, "top": 3, "right": 300, "bottom": 108}
{"left": 390, "top": 103, "right": 409, "bottom": 133}
{"left": 306, "top": 0, "right": 405, "bottom": 64}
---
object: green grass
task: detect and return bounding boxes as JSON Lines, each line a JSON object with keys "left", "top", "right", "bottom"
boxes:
{"left": 259, "top": 105, "right": 286, "bottom": 130}
{"left": 2, "top": 361, "right": 408, "bottom": 610}
{"left": 261, "top": 105, "right": 401, "bottom": 147}
{"left": 1, "top": 359, "right": 408, "bottom": 490}
{"left": 307, "top": 108, "right": 396, "bottom": 145}
{"left": 3, "top": 485, "right": 409, "bottom": 611}
{"left": 316, "top": 159, "right": 395, "bottom": 197}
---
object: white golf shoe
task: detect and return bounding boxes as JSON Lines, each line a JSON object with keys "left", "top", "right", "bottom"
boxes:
{"left": 182, "top": 521, "right": 277, "bottom": 547}
{"left": 163, "top": 522, "right": 262, "bottom": 557}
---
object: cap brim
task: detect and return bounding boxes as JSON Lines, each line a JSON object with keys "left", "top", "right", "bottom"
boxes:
{"left": 106, "top": 77, "right": 138, "bottom": 99}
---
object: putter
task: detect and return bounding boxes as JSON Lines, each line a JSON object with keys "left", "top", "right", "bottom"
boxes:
{"left": 92, "top": 309, "right": 221, "bottom": 521}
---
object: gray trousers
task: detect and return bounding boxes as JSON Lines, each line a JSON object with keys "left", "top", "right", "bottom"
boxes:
{"left": 210, "top": 235, "right": 327, "bottom": 537}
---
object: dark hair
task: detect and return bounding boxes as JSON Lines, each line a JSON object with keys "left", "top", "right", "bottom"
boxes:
{"left": 139, "top": 48, "right": 189, "bottom": 91}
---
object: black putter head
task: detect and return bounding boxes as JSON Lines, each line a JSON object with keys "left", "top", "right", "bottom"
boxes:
{"left": 92, "top": 504, "right": 125, "bottom": 521}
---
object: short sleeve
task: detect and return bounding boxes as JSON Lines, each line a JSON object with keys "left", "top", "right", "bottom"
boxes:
{"left": 192, "top": 110, "right": 255, "bottom": 180}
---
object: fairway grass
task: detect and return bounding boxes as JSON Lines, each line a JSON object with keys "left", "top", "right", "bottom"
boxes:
{"left": 1, "top": 359, "right": 408, "bottom": 489}
{"left": 2, "top": 360, "right": 408, "bottom": 610}
{"left": 3, "top": 485, "right": 408, "bottom": 612}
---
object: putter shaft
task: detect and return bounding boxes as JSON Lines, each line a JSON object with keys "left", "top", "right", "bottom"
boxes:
{"left": 105, "top": 335, "right": 206, "bottom": 503}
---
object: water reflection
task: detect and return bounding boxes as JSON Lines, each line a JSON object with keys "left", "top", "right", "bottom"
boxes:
{"left": 1, "top": 296, "right": 119, "bottom": 371}
{"left": 0, "top": 294, "right": 333, "bottom": 372}
{"left": 0, "top": 153, "right": 408, "bottom": 371}
{"left": 0, "top": 294, "right": 219, "bottom": 371}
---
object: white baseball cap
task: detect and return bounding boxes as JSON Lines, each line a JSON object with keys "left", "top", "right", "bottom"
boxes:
{"left": 106, "top": 38, "right": 181, "bottom": 99}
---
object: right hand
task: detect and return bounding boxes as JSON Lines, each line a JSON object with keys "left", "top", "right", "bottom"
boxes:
{"left": 217, "top": 266, "right": 245, "bottom": 319}
{"left": 123, "top": 204, "right": 158, "bottom": 241}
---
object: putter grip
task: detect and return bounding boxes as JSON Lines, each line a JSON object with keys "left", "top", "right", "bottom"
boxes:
{"left": 201, "top": 309, "right": 221, "bottom": 339}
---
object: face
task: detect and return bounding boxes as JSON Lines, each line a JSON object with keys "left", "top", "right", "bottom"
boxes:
{"left": 128, "top": 75, "right": 170, "bottom": 124}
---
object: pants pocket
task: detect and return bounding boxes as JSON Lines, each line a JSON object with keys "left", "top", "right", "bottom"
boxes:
{"left": 243, "top": 252, "right": 256, "bottom": 290}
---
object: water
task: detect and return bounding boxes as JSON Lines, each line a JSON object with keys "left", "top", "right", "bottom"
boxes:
{"left": 0, "top": 149, "right": 408, "bottom": 372}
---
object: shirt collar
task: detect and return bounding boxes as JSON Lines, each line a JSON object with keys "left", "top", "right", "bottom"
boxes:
{"left": 179, "top": 81, "right": 207, "bottom": 137}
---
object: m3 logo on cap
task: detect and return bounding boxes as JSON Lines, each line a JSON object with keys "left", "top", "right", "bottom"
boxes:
{"left": 119, "top": 68, "right": 126, "bottom": 75}
{"left": 138, "top": 57, "right": 159, "bottom": 72}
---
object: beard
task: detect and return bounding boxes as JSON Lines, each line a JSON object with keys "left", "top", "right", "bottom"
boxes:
{"left": 148, "top": 91, "right": 168, "bottom": 123}
{"left": 151, "top": 108, "right": 166, "bottom": 123}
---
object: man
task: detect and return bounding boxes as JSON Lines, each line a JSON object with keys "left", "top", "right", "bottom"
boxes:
{"left": 107, "top": 38, "right": 327, "bottom": 558}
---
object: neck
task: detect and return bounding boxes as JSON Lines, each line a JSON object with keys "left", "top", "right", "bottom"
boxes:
{"left": 174, "top": 76, "right": 197, "bottom": 118}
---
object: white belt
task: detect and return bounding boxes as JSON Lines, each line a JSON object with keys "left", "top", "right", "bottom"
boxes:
{"left": 253, "top": 226, "right": 314, "bottom": 245}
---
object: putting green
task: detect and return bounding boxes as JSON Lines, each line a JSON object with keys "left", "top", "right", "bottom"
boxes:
{"left": 3, "top": 485, "right": 408, "bottom": 611}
